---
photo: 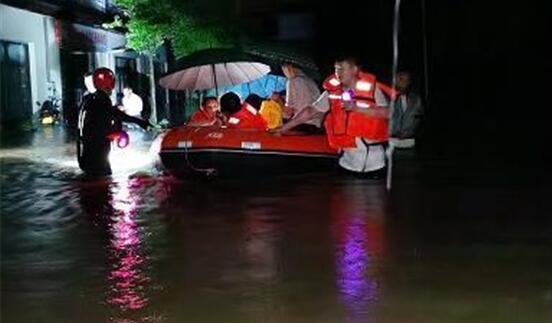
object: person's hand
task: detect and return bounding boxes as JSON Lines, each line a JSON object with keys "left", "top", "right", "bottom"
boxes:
{"left": 267, "top": 126, "right": 283, "bottom": 136}
{"left": 212, "top": 118, "right": 225, "bottom": 127}
{"left": 343, "top": 100, "right": 354, "bottom": 111}
{"left": 283, "top": 106, "right": 294, "bottom": 119}
{"left": 217, "top": 113, "right": 228, "bottom": 123}
{"left": 139, "top": 119, "right": 153, "bottom": 130}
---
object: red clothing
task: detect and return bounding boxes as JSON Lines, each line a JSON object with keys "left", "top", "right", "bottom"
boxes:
{"left": 189, "top": 109, "right": 216, "bottom": 125}
{"left": 227, "top": 104, "right": 267, "bottom": 130}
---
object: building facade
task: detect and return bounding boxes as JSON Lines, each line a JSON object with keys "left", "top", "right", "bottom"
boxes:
{"left": 1, "top": 0, "right": 166, "bottom": 128}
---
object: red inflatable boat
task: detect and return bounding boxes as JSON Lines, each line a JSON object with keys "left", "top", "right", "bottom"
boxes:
{"left": 157, "top": 126, "right": 339, "bottom": 177}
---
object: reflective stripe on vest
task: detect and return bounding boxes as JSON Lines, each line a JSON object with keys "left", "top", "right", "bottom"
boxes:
{"left": 356, "top": 80, "right": 373, "bottom": 92}
{"left": 322, "top": 72, "right": 389, "bottom": 149}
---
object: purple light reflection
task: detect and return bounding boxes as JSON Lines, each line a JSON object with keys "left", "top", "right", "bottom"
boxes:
{"left": 332, "top": 206, "right": 384, "bottom": 323}
{"left": 107, "top": 178, "right": 150, "bottom": 312}
{"left": 336, "top": 216, "right": 379, "bottom": 304}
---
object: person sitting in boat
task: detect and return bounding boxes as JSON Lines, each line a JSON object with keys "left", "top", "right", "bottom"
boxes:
{"left": 188, "top": 96, "right": 224, "bottom": 126}
{"left": 281, "top": 62, "right": 322, "bottom": 126}
{"left": 272, "top": 90, "right": 286, "bottom": 106}
{"left": 259, "top": 91, "right": 285, "bottom": 130}
{"left": 276, "top": 55, "right": 396, "bottom": 177}
{"left": 227, "top": 94, "right": 267, "bottom": 131}
{"left": 219, "top": 91, "right": 242, "bottom": 125}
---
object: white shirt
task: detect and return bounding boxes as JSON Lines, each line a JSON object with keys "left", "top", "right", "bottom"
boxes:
{"left": 339, "top": 138, "right": 386, "bottom": 172}
{"left": 122, "top": 93, "right": 143, "bottom": 117}
{"left": 286, "top": 74, "right": 321, "bottom": 126}
{"left": 313, "top": 86, "right": 390, "bottom": 173}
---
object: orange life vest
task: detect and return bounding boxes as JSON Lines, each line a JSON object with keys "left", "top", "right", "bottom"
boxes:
{"left": 189, "top": 108, "right": 217, "bottom": 125}
{"left": 323, "top": 72, "right": 396, "bottom": 149}
{"left": 227, "top": 103, "right": 267, "bottom": 131}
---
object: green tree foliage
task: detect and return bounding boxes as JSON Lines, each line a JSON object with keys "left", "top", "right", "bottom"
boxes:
{"left": 112, "top": 0, "right": 243, "bottom": 57}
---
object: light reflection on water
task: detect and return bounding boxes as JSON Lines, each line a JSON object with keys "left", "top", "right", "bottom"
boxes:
{"left": 107, "top": 177, "right": 150, "bottom": 314}
{"left": 331, "top": 184, "right": 386, "bottom": 323}
{"left": 3, "top": 126, "right": 552, "bottom": 322}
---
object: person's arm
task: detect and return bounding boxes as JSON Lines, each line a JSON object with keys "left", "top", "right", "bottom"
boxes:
{"left": 279, "top": 106, "right": 323, "bottom": 132}
{"left": 284, "top": 77, "right": 315, "bottom": 116}
{"left": 111, "top": 106, "right": 151, "bottom": 129}
{"left": 414, "top": 93, "right": 424, "bottom": 118}
{"left": 402, "top": 93, "right": 424, "bottom": 137}
{"left": 351, "top": 106, "right": 390, "bottom": 118}
{"left": 283, "top": 79, "right": 296, "bottom": 118}
{"left": 215, "top": 111, "right": 228, "bottom": 126}
{"left": 276, "top": 91, "right": 329, "bottom": 133}
{"left": 284, "top": 79, "right": 293, "bottom": 108}
{"left": 375, "top": 81, "right": 399, "bottom": 100}
{"left": 188, "top": 119, "right": 217, "bottom": 127}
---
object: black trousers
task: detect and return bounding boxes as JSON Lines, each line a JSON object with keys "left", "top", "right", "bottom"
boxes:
{"left": 77, "top": 138, "right": 112, "bottom": 176}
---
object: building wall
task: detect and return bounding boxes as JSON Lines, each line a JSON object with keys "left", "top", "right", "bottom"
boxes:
{"left": 1, "top": 3, "right": 165, "bottom": 125}
{"left": 0, "top": 4, "right": 62, "bottom": 114}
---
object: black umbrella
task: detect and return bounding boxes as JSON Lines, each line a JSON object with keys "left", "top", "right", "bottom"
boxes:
{"left": 242, "top": 43, "right": 321, "bottom": 81}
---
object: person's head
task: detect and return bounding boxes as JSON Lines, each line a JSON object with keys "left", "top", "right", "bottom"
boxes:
{"left": 334, "top": 56, "right": 360, "bottom": 88}
{"left": 281, "top": 62, "right": 299, "bottom": 79}
{"left": 201, "top": 96, "right": 219, "bottom": 112}
{"left": 123, "top": 86, "right": 133, "bottom": 97}
{"left": 396, "top": 71, "right": 412, "bottom": 92}
{"left": 220, "top": 92, "right": 241, "bottom": 115}
{"left": 270, "top": 91, "right": 285, "bottom": 106}
{"left": 92, "top": 67, "right": 116, "bottom": 94}
{"left": 244, "top": 94, "right": 264, "bottom": 111}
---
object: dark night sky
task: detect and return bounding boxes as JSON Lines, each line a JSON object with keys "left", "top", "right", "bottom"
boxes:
{"left": 297, "top": 1, "right": 550, "bottom": 165}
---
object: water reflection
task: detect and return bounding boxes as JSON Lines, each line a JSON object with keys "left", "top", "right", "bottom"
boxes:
{"left": 239, "top": 204, "right": 284, "bottom": 321}
{"left": 107, "top": 177, "right": 150, "bottom": 313}
{"left": 330, "top": 183, "right": 386, "bottom": 322}
{"left": 78, "top": 176, "right": 154, "bottom": 321}
{"left": 242, "top": 207, "right": 282, "bottom": 284}
{"left": 3, "top": 125, "right": 552, "bottom": 322}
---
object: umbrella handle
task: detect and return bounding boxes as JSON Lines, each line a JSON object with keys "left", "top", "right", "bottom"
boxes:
{"left": 212, "top": 64, "right": 219, "bottom": 97}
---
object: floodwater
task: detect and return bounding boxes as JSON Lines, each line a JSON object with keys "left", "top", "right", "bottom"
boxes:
{"left": 1, "top": 125, "right": 551, "bottom": 323}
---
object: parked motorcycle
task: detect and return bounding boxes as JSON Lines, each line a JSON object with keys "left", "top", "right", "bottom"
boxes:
{"left": 36, "top": 98, "right": 61, "bottom": 125}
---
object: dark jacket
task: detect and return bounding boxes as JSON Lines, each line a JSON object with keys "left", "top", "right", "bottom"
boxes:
{"left": 390, "top": 91, "right": 424, "bottom": 138}
{"left": 77, "top": 91, "right": 148, "bottom": 174}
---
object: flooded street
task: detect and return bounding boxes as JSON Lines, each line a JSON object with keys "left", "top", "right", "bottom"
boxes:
{"left": 2, "top": 126, "right": 552, "bottom": 323}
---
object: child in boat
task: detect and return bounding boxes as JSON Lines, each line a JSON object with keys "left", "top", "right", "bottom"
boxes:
{"left": 188, "top": 96, "right": 224, "bottom": 126}
{"left": 259, "top": 91, "right": 285, "bottom": 130}
{"left": 227, "top": 94, "right": 267, "bottom": 131}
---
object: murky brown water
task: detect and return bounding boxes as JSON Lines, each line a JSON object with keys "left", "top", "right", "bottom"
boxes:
{"left": 2, "top": 126, "right": 552, "bottom": 322}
